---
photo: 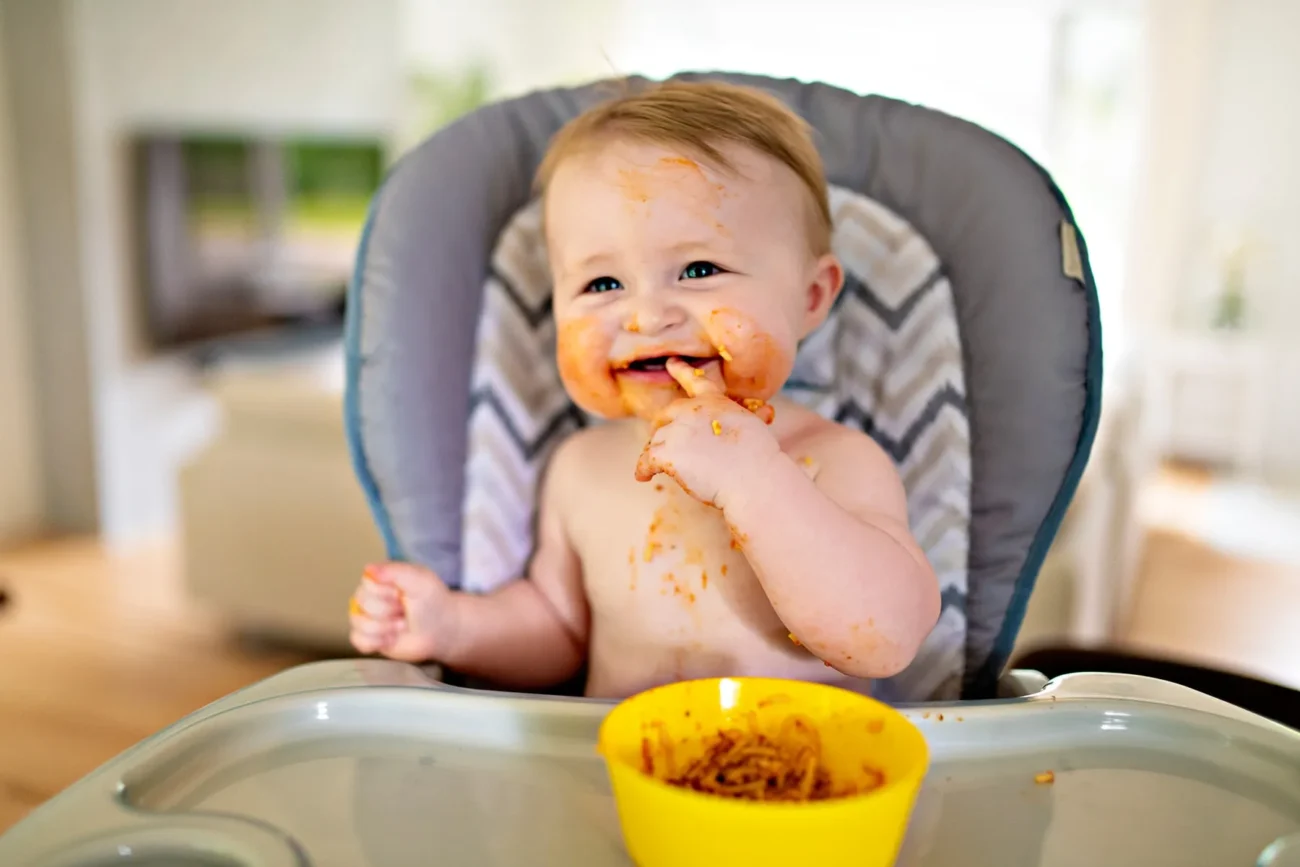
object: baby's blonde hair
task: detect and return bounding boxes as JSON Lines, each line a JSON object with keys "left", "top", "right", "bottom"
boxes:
{"left": 536, "top": 80, "right": 833, "bottom": 254}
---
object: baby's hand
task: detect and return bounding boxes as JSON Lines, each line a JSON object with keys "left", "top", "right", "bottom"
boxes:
{"left": 634, "top": 358, "right": 781, "bottom": 507}
{"left": 348, "top": 562, "right": 458, "bottom": 663}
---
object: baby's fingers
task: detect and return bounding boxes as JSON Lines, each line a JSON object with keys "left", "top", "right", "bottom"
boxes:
{"left": 353, "top": 580, "right": 403, "bottom": 619}
{"left": 667, "top": 357, "right": 723, "bottom": 399}
{"left": 349, "top": 611, "right": 403, "bottom": 654}
{"left": 634, "top": 439, "right": 666, "bottom": 482}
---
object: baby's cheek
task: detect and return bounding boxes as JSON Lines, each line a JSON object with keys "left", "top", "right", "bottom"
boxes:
{"left": 556, "top": 318, "right": 628, "bottom": 418}
{"left": 706, "top": 308, "right": 795, "bottom": 401}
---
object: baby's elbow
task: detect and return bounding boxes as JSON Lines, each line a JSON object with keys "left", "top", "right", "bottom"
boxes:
{"left": 834, "top": 634, "right": 922, "bottom": 680}
{"left": 836, "top": 605, "right": 938, "bottom": 680}
{"left": 919, "top": 571, "right": 942, "bottom": 634}
{"left": 834, "top": 647, "right": 911, "bottom": 680}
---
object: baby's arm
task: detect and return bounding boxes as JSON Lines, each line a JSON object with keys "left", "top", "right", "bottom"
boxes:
{"left": 633, "top": 360, "right": 937, "bottom": 678}
{"left": 350, "top": 441, "right": 588, "bottom": 689}
{"left": 724, "top": 431, "right": 940, "bottom": 678}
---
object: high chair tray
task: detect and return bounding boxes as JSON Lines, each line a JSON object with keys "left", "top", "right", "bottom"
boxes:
{"left": 3, "top": 660, "right": 1298, "bottom": 867}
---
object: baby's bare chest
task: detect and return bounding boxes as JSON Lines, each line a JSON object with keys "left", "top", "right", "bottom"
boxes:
{"left": 563, "top": 467, "right": 785, "bottom": 643}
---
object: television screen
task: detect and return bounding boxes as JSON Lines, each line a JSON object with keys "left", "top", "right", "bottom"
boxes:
{"left": 130, "top": 133, "right": 385, "bottom": 351}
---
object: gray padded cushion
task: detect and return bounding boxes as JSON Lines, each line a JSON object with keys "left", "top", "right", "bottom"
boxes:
{"left": 348, "top": 71, "right": 1093, "bottom": 697}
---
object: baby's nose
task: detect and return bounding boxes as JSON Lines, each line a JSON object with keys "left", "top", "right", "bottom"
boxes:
{"left": 625, "top": 294, "right": 686, "bottom": 335}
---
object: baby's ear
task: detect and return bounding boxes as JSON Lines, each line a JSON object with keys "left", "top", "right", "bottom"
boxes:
{"left": 801, "top": 253, "right": 845, "bottom": 336}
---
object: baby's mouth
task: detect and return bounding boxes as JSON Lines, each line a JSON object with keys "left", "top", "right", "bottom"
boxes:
{"left": 619, "top": 354, "right": 717, "bottom": 373}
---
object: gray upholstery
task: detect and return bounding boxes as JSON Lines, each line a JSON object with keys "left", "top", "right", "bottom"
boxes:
{"left": 345, "top": 72, "right": 1100, "bottom": 699}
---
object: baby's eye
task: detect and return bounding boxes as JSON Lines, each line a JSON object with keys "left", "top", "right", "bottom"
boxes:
{"left": 680, "top": 261, "right": 724, "bottom": 280}
{"left": 583, "top": 276, "right": 623, "bottom": 294}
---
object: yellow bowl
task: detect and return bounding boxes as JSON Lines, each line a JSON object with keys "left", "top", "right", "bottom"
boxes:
{"left": 598, "top": 677, "right": 929, "bottom": 867}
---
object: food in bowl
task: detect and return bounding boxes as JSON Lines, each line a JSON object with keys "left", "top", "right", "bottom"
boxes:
{"left": 642, "top": 713, "right": 885, "bottom": 802}
{"left": 599, "top": 677, "right": 929, "bottom": 867}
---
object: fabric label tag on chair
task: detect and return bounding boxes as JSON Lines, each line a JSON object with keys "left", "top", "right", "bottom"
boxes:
{"left": 1060, "top": 221, "right": 1085, "bottom": 283}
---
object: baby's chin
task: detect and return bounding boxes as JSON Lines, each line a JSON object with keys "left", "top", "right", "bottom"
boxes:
{"left": 573, "top": 378, "right": 783, "bottom": 424}
{"left": 613, "top": 380, "right": 682, "bottom": 421}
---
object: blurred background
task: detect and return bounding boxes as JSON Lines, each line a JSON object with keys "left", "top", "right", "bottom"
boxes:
{"left": 1, "top": 0, "right": 1298, "bottom": 831}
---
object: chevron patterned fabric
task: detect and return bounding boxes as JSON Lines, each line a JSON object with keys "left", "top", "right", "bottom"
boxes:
{"left": 462, "top": 186, "right": 971, "bottom": 702}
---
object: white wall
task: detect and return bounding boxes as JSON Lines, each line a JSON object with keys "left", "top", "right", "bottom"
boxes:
{"left": 67, "top": 0, "right": 403, "bottom": 544}
{"left": 607, "top": 0, "right": 1060, "bottom": 163}
{"left": 0, "top": 3, "right": 43, "bottom": 544}
{"left": 1, "top": 0, "right": 101, "bottom": 535}
{"left": 400, "top": 0, "right": 622, "bottom": 99}
{"left": 1131, "top": 0, "right": 1300, "bottom": 484}
{"left": 1192, "top": 0, "right": 1300, "bottom": 482}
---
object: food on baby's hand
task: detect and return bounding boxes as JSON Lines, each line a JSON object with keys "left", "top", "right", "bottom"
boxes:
{"left": 740, "top": 397, "right": 775, "bottom": 424}
{"left": 641, "top": 714, "right": 884, "bottom": 802}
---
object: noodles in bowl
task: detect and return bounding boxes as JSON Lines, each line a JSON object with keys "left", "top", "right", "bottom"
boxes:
{"left": 642, "top": 713, "right": 885, "bottom": 802}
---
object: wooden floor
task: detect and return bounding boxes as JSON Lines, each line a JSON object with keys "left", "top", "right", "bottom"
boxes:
{"left": 1120, "top": 527, "right": 1300, "bottom": 690}
{"left": 3, "top": 482, "right": 1300, "bottom": 833}
{"left": 1118, "top": 466, "right": 1300, "bottom": 690}
{"left": 0, "top": 539, "right": 317, "bottom": 832}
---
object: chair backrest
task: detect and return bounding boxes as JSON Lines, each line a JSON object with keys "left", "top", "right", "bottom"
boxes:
{"left": 344, "top": 72, "right": 1102, "bottom": 700}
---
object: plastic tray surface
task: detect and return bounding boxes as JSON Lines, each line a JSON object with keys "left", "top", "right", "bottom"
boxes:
{"left": 2, "top": 661, "right": 1298, "bottom": 867}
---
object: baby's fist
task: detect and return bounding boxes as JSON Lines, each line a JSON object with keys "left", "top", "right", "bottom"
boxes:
{"left": 348, "top": 562, "right": 457, "bottom": 663}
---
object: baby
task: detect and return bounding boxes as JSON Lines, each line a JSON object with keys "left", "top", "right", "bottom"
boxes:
{"left": 349, "top": 81, "right": 940, "bottom": 698}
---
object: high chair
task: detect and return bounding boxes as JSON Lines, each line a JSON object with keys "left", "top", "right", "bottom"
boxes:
{"left": 342, "top": 71, "right": 1102, "bottom": 701}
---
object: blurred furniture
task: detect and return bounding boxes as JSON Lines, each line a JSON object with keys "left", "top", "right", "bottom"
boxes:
{"left": 178, "top": 346, "right": 383, "bottom": 650}
{"left": 1145, "top": 329, "right": 1270, "bottom": 475}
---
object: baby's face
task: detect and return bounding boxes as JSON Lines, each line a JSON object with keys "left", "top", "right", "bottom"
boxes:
{"left": 545, "top": 139, "right": 841, "bottom": 421}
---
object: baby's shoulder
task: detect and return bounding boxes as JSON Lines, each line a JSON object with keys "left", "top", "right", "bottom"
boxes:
{"left": 783, "top": 410, "right": 897, "bottom": 480}
{"left": 543, "top": 422, "right": 635, "bottom": 489}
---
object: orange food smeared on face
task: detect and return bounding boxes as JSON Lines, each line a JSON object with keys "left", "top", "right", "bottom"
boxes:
{"left": 617, "top": 168, "right": 653, "bottom": 205}
{"left": 706, "top": 308, "right": 795, "bottom": 403}
{"left": 556, "top": 317, "right": 625, "bottom": 417}
{"left": 656, "top": 156, "right": 726, "bottom": 207}
{"left": 615, "top": 155, "right": 727, "bottom": 223}
{"left": 558, "top": 316, "right": 682, "bottom": 420}
{"left": 711, "top": 420, "right": 722, "bottom": 436}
